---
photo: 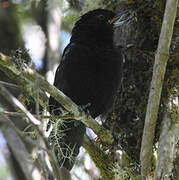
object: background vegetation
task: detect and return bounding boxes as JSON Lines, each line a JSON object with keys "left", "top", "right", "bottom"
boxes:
{"left": 0, "top": 0, "right": 178, "bottom": 179}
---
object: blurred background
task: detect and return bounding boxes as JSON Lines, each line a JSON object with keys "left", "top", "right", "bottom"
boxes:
{"left": 0, "top": 0, "right": 102, "bottom": 179}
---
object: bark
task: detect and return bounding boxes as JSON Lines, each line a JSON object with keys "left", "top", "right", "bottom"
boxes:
{"left": 154, "top": 111, "right": 179, "bottom": 180}
{"left": 140, "top": 0, "right": 178, "bottom": 177}
{"left": 0, "top": 53, "right": 48, "bottom": 107}
{"left": 83, "top": 135, "right": 115, "bottom": 179}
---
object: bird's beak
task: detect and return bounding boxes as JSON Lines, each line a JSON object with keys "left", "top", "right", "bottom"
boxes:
{"left": 109, "top": 9, "right": 133, "bottom": 27}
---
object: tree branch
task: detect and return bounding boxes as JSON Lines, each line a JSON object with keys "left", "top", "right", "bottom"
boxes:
{"left": 0, "top": 80, "right": 19, "bottom": 89}
{"left": 2, "top": 110, "right": 75, "bottom": 119}
{"left": 0, "top": 109, "right": 50, "bottom": 152}
{"left": 83, "top": 135, "right": 115, "bottom": 179}
{"left": 0, "top": 85, "right": 61, "bottom": 180}
{"left": 0, "top": 111, "right": 41, "bottom": 180}
{"left": 140, "top": 0, "right": 178, "bottom": 177}
{"left": 0, "top": 53, "right": 48, "bottom": 107}
{"left": 0, "top": 52, "right": 114, "bottom": 145}
{"left": 154, "top": 111, "right": 179, "bottom": 180}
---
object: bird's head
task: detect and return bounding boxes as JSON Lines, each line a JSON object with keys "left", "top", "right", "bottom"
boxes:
{"left": 71, "top": 9, "right": 132, "bottom": 45}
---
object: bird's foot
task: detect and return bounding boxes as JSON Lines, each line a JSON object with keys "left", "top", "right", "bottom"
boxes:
{"left": 79, "top": 103, "right": 91, "bottom": 115}
{"left": 74, "top": 103, "right": 91, "bottom": 126}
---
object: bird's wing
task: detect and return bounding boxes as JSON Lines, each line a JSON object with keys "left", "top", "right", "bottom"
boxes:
{"left": 49, "top": 42, "right": 97, "bottom": 115}
{"left": 48, "top": 42, "right": 91, "bottom": 171}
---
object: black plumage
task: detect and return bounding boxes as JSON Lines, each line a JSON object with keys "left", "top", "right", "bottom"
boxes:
{"left": 49, "top": 9, "right": 126, "bottom": 170}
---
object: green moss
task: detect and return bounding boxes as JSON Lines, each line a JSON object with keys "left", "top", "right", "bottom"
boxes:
{"left": 83, "top": 137, "right": 116, "bottom": 179}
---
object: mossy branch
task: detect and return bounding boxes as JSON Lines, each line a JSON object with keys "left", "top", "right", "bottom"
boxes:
{"left": 0, "top": 53, "right": 48, "bottom": 107}
{"left": 83, "top": 135, "right": 115, "bottom": 179}
{"left": 0, "top": 52, "right": 114, "bottom": 145}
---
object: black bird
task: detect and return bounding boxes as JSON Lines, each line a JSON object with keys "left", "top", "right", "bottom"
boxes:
{"left": 49, "top": 9, "right": 130, "bottom": 171}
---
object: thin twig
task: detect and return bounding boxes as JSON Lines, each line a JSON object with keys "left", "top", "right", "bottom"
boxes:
{"left": 2, "top": 110, "right": 78, "bottom": 119}
{"left": 140, "top": 0, "right": 178, "bottom": 177}
{"left": 0, "top": 85, "right": 61, "bottom": 180}
{"left": 0, "top": 109, "right": 41, "bottom": 180}
{"left": 0, "top": 80, "right": 19, "bottom": 89}
{"left": 0, "top": 107, "right": 48, "bottom": 153}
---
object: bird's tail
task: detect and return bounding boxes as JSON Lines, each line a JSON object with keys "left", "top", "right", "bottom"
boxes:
{"left": 48, "top": 118, "right": 86, "bottom": 170}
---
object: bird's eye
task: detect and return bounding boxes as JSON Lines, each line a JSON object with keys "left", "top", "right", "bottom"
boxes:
{"left": 97, "top": 14, "right": 105, "bottom": 20}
